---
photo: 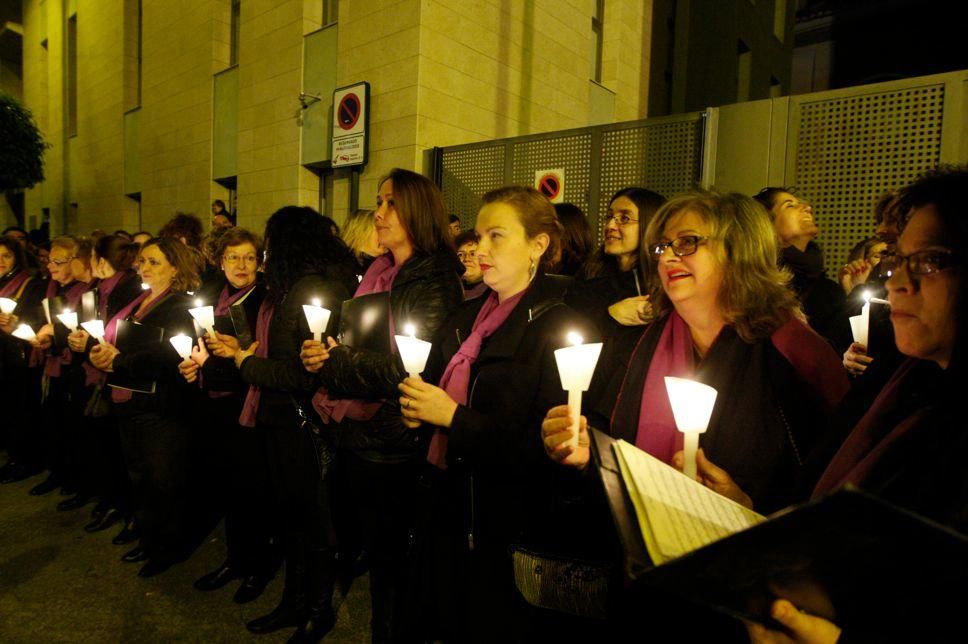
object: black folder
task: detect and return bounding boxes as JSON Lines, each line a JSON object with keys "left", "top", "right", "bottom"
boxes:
{"left": 81, "top": 290, "right": 99, "bottom": 322}
{"left": 106, "top": 320, "right": 164, "bottom": 394}
{"left": 591, "top": 428, "right": 968, "bottom": 635}
{"left": 228, "top": 303, "right": 253, "bottom": 349}
{"left": 44, "top": 296, "right": 71, "bottom": 351}
{"left": 338, "top": 291, "right": 391, "bottom": 354}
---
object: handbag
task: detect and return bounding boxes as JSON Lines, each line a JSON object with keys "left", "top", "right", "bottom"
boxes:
{"left": 291, "top": 395, "right": 334, "bottom": 481}
{"left": 511, "top": 547, "right": 612, "bottom": 620}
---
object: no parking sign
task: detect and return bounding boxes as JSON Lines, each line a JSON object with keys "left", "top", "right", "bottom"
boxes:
{"left": 332, "top": 82, "right": 370, "bottom": 167}
{"left": 534, "top": 168, "right": 565, "bottom": 203}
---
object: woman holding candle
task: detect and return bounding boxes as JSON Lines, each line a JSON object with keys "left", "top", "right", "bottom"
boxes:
{"left": 564, "top": 187, "right": 665, "bottom": 338}
{"left": 219, "top": 207, "right": 357, "bottom": 639}
{"left": 0, "top": 236, "right": 48, "bottom": 484}
{"left": 177, "top": 227, "right": 278, "bottom": 605}
{"left": 87, "top": 237, "right": 201, "bottom": 577}
{"left": 300, "top": 168, "right": 463, "bottom": 642}
{"left": 66, "top": 234, "right": 142, "bottom": 533}
{"left": 395, "top": 185, "right": 595, "bottom": 641}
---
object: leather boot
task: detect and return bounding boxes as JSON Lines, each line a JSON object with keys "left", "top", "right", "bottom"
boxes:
{"left": 288, "top": 548, "right": 337, "bottom": 643}
{"left": 247, "top": 536, "right": 309, "bottom": 634}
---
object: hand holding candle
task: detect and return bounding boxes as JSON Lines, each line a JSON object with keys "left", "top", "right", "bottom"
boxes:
{"left": 169, "top": 333, "right": 194, "bottom": 360}
{"left": 302, "top": 298, "right": 332, "bottom": 343}
{"left": 664, "top": 377, "right": 718, "bottom": 480}
{"left": 81, "top": 320, "right": 107, "bottom": 345}
{"left": 553, "top": 332, "right": 603, "bottom": 449}
{"left": 57, "top": 310, "right": 79, "bottom": 332}
{"left": 188, "top": 300, "right": 216, "bottom": 337}
{"left": 394, "top": 323, "right": 432, "bottom": 378}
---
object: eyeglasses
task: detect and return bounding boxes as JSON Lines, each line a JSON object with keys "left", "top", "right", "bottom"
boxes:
{"left": 604, "top": 213, "right": 638, "bottom": 227}
{"left": 456, "top": 251, "right": 477, "bottom": 262}
{"left": 223, "top": 253, "right": 258, "bottom": 265}
{"left": 878, "top": 249, "right": 959, "bottom": 277}
{"left": 650, "top": 235, "right": 710, "bottom": 259}
{"left": 47, "top": 256, "right": 74, "bottom": 266}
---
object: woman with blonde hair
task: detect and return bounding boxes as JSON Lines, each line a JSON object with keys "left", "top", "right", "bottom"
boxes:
{"left": 340, "top": 208, "right": 385, "bottom": 275}
{"left": 543, "top": 190, "right": 849, "bottom": 514}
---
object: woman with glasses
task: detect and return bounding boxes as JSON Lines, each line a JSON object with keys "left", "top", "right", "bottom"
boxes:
{"left": 177, "top": 227, "right": 278, "bottom": 605}
{"left": 565, "top": 187, "right": 665, "bottom": 338}
{"left": 0, "top": 236, "right": 48, "bottom": 484}
{"left": 749, "top": 171, "right": 968, "bottom": 642}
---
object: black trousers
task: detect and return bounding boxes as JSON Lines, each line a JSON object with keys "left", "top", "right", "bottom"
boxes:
{"left": 82, "top": 405, "right": 132, "bottom": 513}
{"left": 1, "top": 358, "right": 43, "bottom": 468}
{"left": 263, "top": 416, "right": 337, "bottom": 606}
{"left": 116, "top": 405, "right": 191, "bottom": 559}
{"left": 340, "top": 449, "right": 420, "bottom": 643}
{"left": 41, "top": 369, "right": 75, "bottom": 484}
{"left": 201, "top": 395, "right": 276, "bottom": 576}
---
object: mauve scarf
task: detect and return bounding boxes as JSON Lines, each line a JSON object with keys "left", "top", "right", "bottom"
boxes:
{"left": 0, "top": 270, "right": 30, "bottom": 298}
{"left": 82, "top": 271, "right": 134, "bottom": 387}
{"left": 107, "top": 288, "right": 171, "bottom": 403}
{"left": 427, "top": 288, "right": 526, "bottom": 469}
{"left": 43, "top": 279, "right": 96, "bottom": 378}
{"left": 206, "top": 283, "right": 257, "bottom": 399}
{"left": 813, "top": 360, "right": 927, "bottom": 496}
{"left": 631, "top": 309, "right": 695, "bottom": 463}
{"left": 312, "top": 254, "right": 401, "bottom": 425}
{"left": 238, "top": 299, "right": 274, "bottom": 427}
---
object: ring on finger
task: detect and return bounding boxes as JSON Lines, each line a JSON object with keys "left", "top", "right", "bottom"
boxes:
{"left": 403, "top": 397, "right": 411, "bottom": 409}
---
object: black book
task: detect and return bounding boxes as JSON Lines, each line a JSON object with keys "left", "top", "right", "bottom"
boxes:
{"left": 107, "top": 320, "right": 165, "bottom": 394}
{"left": 81, "top": 290, "right": 99, "bottom": 322}
{"left": 591, "top": 429, "right": 968, "bottom": 635}
{"left": 43, "top": 296, "right": 71, "bottom": 351}
{"left": 338, "top": 291, "right": 391, "bottom": 354}
{"left": 228, "top": 303, "right": 253, "bottom": 349}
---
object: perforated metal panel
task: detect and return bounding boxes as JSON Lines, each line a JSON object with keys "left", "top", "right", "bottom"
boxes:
{"left": 793, "top": 84, "right": 945, "bottom": 276}
{"left": 599, "top": 119, "right": 704, "bottom": 238}
{"left": 510, "top": 134, "right": 593, "bottom": 216}
{"left": 440, "top": 145, "right": 506, "bottom": 228}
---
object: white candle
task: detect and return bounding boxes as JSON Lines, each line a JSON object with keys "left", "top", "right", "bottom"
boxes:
{"left": 12, "top": 324, "right": 36, "bottom": 341}
{"left": 849, "top": 291, "right": 872, "bottom": 347}
{"left": 188, "top": 300, "right": 216, "bottom": 337}
{"left": 553, "top": 332, "right": 603, "bottom": 449}
{"left": 0, "top": 297, "right": 16, "bottom": 314}
{"left": 169, "top": 333, "right": 194, "bottom": 360}
{"left": 394, "top": 323, "right": 432, "bottom": 378}
{"left": 57, "top": 310, "right": 79, "bottom": 332}
{"left": 81, "top": 320, "right": 107, "bottom": 345}
{"left": 664, "top": 377, "right": 718, "bottom": 480}
{"left": 302, "top": 297, "right": 332, "bottom": 343}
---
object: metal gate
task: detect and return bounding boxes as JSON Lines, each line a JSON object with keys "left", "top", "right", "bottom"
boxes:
{"left": 432, "top": 113, "right": 706, "bottom": 240}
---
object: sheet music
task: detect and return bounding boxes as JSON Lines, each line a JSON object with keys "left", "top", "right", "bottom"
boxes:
{"left": 614, "top": 440, "right": 765, "bottom": 565}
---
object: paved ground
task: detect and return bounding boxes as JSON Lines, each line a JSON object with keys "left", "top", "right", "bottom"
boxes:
{"left": 0, "top": 460, "right": 371, "bottom": 643}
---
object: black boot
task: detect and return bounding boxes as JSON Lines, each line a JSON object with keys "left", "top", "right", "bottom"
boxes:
{"left": 29, "top": 473, "right": 60, "bottom": 496}
{"left": 194, "top": 561, "right": 242, "bottom": 591}
{"left": 247, "top": 543, "right": 308, "bottom": 635}
{"left": 288, "top": 548, "right": 337, "bottom": 643}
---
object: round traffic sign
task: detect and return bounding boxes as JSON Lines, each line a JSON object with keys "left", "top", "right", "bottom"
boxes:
{"left": 538, "top": 173, "right": 561, "bottom": 200}
{"left": 337, "top": 93, "right": 362, "bottom": 130}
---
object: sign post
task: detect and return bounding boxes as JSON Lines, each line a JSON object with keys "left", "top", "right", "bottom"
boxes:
{"left": 534, "top": 168, "right": 565, "bottom": 203}
{"left": 332, "top": 82, "right": 370, "bottom": 168}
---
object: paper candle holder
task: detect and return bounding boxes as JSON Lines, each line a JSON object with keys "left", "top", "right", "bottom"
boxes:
{"left": 169, "top": 334, "right": 194, "bottom": 360}
{"left": 12, "top": 324, "right": 36, "bottom": 341}
{"left": 394, "top": 324, "right": 432, "bottom": 377}
{"left": 303, "top": 299, "right": 332, "bottom": 342}
{"left": 81, "top": 320, "right": 107, "bottom": 345}
{"left": 0, "top": 297, "right": 16, "bottom": 315}
{"left": 57, "top": 310, "right": 79, "bottom": 331}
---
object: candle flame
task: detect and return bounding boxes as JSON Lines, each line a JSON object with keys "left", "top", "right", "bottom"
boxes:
{"left": 863, "top": 291, "right": 872, "bottom": 303}
{"left": 312, "top": 298, "right": 321, "bottom": 307}
{"left": 62, "top": 308, "right": 71, "bottom": 315}
{"left": 404, "top": 323, "right": 416, "bottom": 338}
{"left": 141, "top": 283, "right": 150, "bottom": 290}
{"left": 194, "top": 299, "right": 203, "bottom": 308}
{"left": 567, "top": 331, "right": 583, "bottom": 346}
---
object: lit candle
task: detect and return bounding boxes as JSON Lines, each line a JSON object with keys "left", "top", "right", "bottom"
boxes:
{"left": 302, "top": 297, "right": 332, "bottom": 343}
{"left": 169, "top": 333, "right": 194, "bottom": 360}
{"left": 664, "top": 377, "right": 718, "bottom": 480}
{"left": 188, "top": 299, "right": 216, "bottom": 337}
{"left": 553, "top": 332, "right": 603, "bottom": 449}
{"left": 394, "top": 323, "right": 432, "bottom": 378}
{"left": 12, "top": 324, "right": 36, "bottom": 341}
{"left": 57, "top": 309, "right": 79, "bottom": 332}
{"left": 0, "top": 297, "right": 16, "bottom": 314}
{"left": 141, "top": 282, "right": 150, "bottom": 290}
{"left": 81, "top": 320, "right": 107, "bottom": 345}
{"left": 848, "top": 291, "right": 872, "bottom": 347}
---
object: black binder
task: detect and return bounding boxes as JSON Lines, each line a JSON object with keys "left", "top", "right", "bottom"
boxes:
{"left": 228, "top": 303, "right": 253, "bottom": 349}
{"left": 591, "top": 428, "right": 968, "bottom": 634}
{"left": 106, "top": 320, "right": 164, "bottom": 394}
{"left": 338, "top": 291, "right": 391, "bottom": 354}
{"left": 81, "top": 290, "right": 99, "bottom": 322}
{"left": 44, "top": 296, "right": 71, "bottom": 350}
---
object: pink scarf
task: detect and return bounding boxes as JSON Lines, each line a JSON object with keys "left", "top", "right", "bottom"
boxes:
{"left": 107, "top": 288, "right": 171, "bottom": 403}
{"left": 813, "top": 360, "right": 925, "bottom": 496}
{"left": 633, "top": 310, "right": 696, "bottom": 463}
{"left": 43, "top": 279, "right": 96, "bottom": 378}
{"left": 0, "top": 270, "right": 30, "bottom": 298}
{"left": 238, "top": 300, "right": 274, "bottom": 427}
{"left": 427, "top": 289, "right": 526, "bottom": 469}
{"left": 311, "top": 255, "right": 402, "bottom": 425}
{"left": 215, "top": 282, "right": 257, "bottom": 316}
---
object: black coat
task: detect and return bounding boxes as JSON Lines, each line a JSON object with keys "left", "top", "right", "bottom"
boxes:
{"left": 0, "top": 271, "right": 47, "bottom": 371}
{"left": 564, "top": 264, "right": 645, "bottom": 339}
{"left": 200, "top": 282, "right": 265, "bottom": 396}
{"left": 238, "top": 272, "right": 355, "bottom": 429}
{"left": 110, "top": 291, "right": 200, "bottom": 419}
{"left": 780, "top": 242, "right": 845, "bottom": 343}
{"left": 316, "top": 248, "right": 464, "bottom": 461}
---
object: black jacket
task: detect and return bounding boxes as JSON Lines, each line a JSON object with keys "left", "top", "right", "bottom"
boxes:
{"left": 781, "top": 242, "right": 845, "bottom": 343}
{"left": 0, "top": 271, "right": 47, "bottom": 371}
{"left": 239, "top": 271, "right": 356, "bottom": 429}
{"left": 316, "top": 248, "right": 464, "bottom": 461}
{"left": 110, "top": 291, "right": 200, "bottom": 419}
{"left": 201, "top": 282, "right": 265, "bottom": 396}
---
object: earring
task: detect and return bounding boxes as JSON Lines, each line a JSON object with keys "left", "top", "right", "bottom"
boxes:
{"left": 528, "top": 257, "right": 537, "bottom": 281}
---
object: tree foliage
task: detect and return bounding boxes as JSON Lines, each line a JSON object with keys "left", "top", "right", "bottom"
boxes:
{"left": 0, "top": 92, "right": 49, "bottom": 192}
